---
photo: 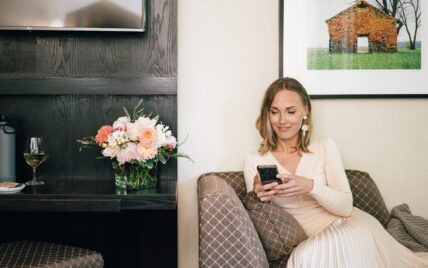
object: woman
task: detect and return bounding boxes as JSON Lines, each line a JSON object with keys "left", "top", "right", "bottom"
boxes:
{"left": 244, "top": 77, "right": 428, "bottom": 267}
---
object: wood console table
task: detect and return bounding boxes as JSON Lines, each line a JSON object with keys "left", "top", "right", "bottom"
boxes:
{"left": 0, "top": 179, "right": 177, "bottom": 268}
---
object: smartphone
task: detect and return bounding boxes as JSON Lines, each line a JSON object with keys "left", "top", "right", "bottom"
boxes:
{"left": 257, "top": 165, "right": 280, "bottom": 185}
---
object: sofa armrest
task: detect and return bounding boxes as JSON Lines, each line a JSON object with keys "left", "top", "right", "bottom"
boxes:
{"left": 198, "top": 174, "right": 268, "bottom": 268}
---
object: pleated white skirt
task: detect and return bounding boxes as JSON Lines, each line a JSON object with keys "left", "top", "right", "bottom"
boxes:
{"left": 287, "top": 208, "right": 428, "bottom": 268}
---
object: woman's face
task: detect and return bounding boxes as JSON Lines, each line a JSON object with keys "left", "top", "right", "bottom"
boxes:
{"left": 269, "top": 89, "right": 308, "bottom": 144}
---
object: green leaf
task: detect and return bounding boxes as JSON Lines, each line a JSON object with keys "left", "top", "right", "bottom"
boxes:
{"left": 176, "top": 153, "right": 194, "bottom": 162}
{"left": 145, "top": 161, "right": 154, "bottom": 169}
{"left": 158, "top": 154, "right": 167, "bottom": 164}
{"left": 112, "top": 161, "right": 119, "bottom": 169}
{"left": 132, "top": 98, "right": 145, "bottom": 120}
{"left": 123, "top": 106, "right": 131, "bottom": 120}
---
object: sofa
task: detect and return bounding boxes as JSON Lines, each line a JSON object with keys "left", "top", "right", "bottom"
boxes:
{"left": 197, "top": 170, "right": 391, "bottom": 268}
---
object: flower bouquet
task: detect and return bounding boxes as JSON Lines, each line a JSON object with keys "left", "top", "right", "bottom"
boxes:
{"left": 78, "top": 100, "right": 189, "bottom": 190}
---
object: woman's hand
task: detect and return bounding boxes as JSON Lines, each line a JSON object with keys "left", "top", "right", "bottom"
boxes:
{"left": 253, "top": 174, "right": 279, "bottom": 202}
{"left": 273, "top": 173, "right": 314, "bottom": 197}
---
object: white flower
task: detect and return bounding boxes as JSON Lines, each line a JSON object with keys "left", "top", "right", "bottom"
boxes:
{"left": 108, "top": 130, "right": 129, "bottom": 148}
{"left": 102, "top": 146, "right": 119, "bottom": 159}
{"left": 113, "top": 116, "right": 130, "bottom": 130}
{"left": 116, "top": 142, "right": 137, "bottom": 165}
{"left": 126, "top": 122, "right": 140, "bottom": 141}
{"left": 127, "top": 116, "right": 158, "bottom": 141}
{"left": 166, "top": 135, "right": 177, "bottom": 150}
{"left": 135, "top": 116, "right": 157, "bottom": 129}
{"left": 156, "top": 124, "right": 167, "bottom": 147}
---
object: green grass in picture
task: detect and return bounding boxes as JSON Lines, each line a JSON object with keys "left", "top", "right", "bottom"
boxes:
{"left": 307, "top": 48, "right": 421, "bottom": 70}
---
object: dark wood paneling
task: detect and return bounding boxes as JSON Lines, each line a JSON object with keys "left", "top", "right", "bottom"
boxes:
{"left": 0, "top": 0, "right": 176, "bottom": 79}
{"left": 0, "top": 0, "right": 178, "bottom": 182}
{"left": 0, "top": 77, "right": 176, "bottom": 95}
{"left": 0, "top": 95, "right": 177, "bottom": 182}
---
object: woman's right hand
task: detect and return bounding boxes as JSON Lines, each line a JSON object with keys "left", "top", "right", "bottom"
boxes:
{"left": 253, "top": 174, "right": 279, "bottom": 202}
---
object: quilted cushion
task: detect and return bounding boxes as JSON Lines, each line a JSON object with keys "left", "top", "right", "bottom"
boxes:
{"left": 198, "top": 175, "right": 269, "bottom": 268}
{"left": 0, "top": 240, "right": 104, "bottom": 268}
{"left": 242, "top": 192, "right": 307, "bottom": 264}
{"left": 201, "top": 171, "right": 247, "bottom": 200}
{"left": 346, "top": 169, "right": 391, "bottom": 227}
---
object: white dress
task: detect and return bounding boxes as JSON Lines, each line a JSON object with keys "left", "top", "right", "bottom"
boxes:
{"left": 244, "top": 137, "right": 428, "bottom": 268}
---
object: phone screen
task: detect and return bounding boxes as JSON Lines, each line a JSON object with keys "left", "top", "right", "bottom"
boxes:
{"left": 257, "top": 165, "right": 280, "bottom": 185}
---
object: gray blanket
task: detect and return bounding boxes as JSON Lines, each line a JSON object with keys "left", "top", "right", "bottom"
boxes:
{"left": 386, "top": 203, "right": 428, "bottom": 252}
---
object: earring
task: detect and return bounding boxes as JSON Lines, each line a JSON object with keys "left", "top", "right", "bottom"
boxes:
{"left": 301, "top": 115, "right": 309, "bottom": 137}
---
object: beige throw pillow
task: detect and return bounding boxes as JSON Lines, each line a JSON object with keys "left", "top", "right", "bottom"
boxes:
{"left": 242, "top": 192, "right": 307, "bottom": 263}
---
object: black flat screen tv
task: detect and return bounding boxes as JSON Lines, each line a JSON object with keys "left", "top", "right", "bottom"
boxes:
{"left": 0, "top": 0, "right": 146, "bottom": 32}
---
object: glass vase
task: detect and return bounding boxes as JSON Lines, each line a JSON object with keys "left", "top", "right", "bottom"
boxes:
{"left": 114, "top": 162, "right": 157, "bottom": 191}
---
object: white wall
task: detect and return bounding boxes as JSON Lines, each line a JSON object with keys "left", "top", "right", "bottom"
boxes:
{"left": 312, "top": 99, "right": 428, "bottom": 217}
{"left": 178, "top": 1, "right": 428, "bottom": 268}
{"left": 178, "top": 1, "right": 279, "bottom": 267}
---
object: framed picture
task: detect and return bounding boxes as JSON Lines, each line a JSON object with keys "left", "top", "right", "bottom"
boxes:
{"left": 280, "top": 0, "right": 427, "bottom": 98}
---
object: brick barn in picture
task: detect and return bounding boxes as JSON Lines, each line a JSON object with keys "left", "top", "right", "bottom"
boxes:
{"left": 326, "top": 0, "right": 398, "bottom": 53}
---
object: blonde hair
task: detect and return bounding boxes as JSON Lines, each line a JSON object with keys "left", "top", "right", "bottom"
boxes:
{"left": 256, "top": 77, "right": 313, "bottom": 154}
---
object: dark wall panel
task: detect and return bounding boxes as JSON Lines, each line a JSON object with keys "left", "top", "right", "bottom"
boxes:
{"left": 0, "top": 0, "right": 177, "bottom": 79}
{"left": 0, "top": 95, "right": 177, "bottom": 182}
{"left": 0, "top": 0, "right": 177, "bottom": 183}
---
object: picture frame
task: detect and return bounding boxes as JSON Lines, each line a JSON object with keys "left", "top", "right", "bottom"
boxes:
{"left": 280, "top": 0, "right": 428, "bottom": 98}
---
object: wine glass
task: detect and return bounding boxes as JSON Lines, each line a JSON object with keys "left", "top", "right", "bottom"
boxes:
{"left": 24, "top": 137, "right": 48, "bottom": 186}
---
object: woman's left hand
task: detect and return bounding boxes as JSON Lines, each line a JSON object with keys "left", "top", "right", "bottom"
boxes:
{"left": 273, "top": 173, "right": 314, "bottom": 197}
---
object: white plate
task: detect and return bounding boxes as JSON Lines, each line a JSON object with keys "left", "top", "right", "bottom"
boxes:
{"left": 0, "top": 183, "right": 25, "bottom": 194}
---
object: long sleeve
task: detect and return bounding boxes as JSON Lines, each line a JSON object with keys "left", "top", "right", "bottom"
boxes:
{"left": 308, "top": 137, "right": 353, "bottom": 217}
{"left": 244, "top": 153, "right": 257, "bottom": 193}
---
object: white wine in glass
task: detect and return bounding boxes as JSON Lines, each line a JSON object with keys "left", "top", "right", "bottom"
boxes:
{"left": 24, "top": 137, "right": 48, "bottom": 185}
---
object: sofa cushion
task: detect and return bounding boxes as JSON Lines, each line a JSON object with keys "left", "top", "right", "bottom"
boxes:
{"left": 346, "top": 169, "right": 391, "bottom": 227}
{"left": 198, "top": 175, "right": 269, "bottom": 268}
{"left": 0, "top": 240, "right": 104, "bottom": 268}
{"left": 242, "top": 191, "right": 307, "bottom": 263}
{"left": 201, "top": 171, "right": 247, "bottom": 200}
